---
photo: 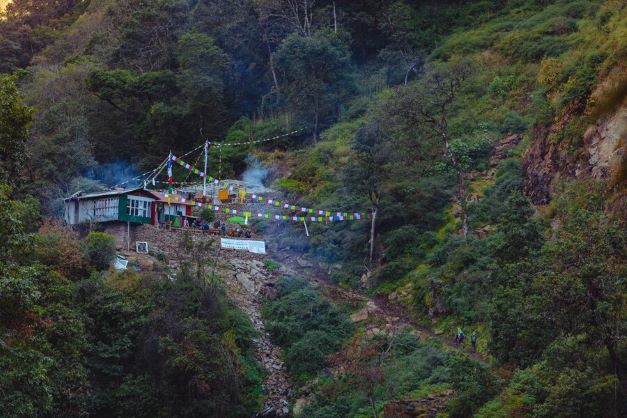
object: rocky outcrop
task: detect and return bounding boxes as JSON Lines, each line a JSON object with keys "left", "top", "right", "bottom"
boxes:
{"left": 522, "top": 123, "right": 561, "bottom": 204}
{"left": 523, "top": 104, "right": 626, "bottom": 204}
{"left": 489, "top": 133, "right": 523, "bottom": 170}
{"left": 383, "top": 391, "right": 454, "bottom": 418}
{"left": 585, "top": 106, "right": 627, "bottom": 183}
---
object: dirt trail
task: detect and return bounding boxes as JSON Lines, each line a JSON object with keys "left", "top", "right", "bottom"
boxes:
{"left": 371, "top": 294, "right": 488, "bottom": 364}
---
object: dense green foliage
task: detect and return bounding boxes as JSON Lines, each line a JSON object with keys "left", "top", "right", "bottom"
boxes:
{"left": 302, "top": 332, "right": 500, "bottom": 418}
{"left": 1, "top": 0, "right": 626, "bottom": 416}
{"left": 0, "top": 74, "right": 32, "bottom": 184}
{"left": 263, "top": 277, "right": 353, "bottom": 380}
{"left": 0, "top": 85, "right": 263, "bottom": 415}
{"left": 0, "top": 187, "right": 263, "bottom": 417}
{"left": 81, "top": 231, "right": 116, "bottom": 270}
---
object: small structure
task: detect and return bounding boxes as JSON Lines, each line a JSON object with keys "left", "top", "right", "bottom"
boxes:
{"left": 64, "top": 188, "right": 157, "bottom": 226}
{"left": 113, "top": 254, "right": 129, "bottom": 271}
{"left": 64, "top": 188, "right": 160, "bottom": 250}
{"left": 146, "top": 191, "right": 194, "bottom": 226}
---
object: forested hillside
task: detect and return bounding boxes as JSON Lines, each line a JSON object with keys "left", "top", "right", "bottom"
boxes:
{"left": 1, "top": 0, "right": 625, "bottom": 417}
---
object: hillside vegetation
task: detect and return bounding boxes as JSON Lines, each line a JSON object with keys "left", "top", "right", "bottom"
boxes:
{"left": 1, "top": 0, "right": 626, "bottom": 417}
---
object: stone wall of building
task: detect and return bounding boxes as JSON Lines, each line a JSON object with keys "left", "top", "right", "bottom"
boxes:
{"left": 103, "top": 221, "right": 136, "bottom": 250}
{"left": 133, "top": 224, "right": 219, "bottom": 262}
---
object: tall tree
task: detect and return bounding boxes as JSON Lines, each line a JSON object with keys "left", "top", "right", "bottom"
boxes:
{"left": 256, "top": 0, "right": 317, "bottom": 37}
{"left": 0, "top": 74, "right": 32, "bottom": 184}
{"left": 344, "top": 122, "right": 385, "bottom": 265}
{"left": 378, "top": 0, "right": 423, "bottom": 85}
{"left": 398, "top": 61, "right": 472, "bottom": 237}
{"left": 274, "top": 29, "right": 352, "bottom": 141}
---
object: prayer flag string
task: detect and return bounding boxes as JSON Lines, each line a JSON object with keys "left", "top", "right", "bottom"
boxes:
{"left": 169, "top": 155, "right": 368, "bottom": 218}
{"left": 159, "top": 192, "right": 370, "bottom": 222}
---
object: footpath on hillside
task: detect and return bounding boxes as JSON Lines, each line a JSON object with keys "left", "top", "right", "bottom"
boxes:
{"left": 272, "top": 247, "right": 489, "bottom": 366}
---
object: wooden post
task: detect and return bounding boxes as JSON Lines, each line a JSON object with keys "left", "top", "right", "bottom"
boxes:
{"left": 369, "top": 207, "right": 377, "bottom": 264}
{"left": 127, "top": 221, "right": 130, "bottom": 252}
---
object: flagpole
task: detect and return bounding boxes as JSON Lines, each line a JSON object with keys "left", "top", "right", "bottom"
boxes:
{"left": 203, "top": 140, "right": 208, "bottom": 197}
{"left": 167, "top": 151, "right": 173, "bottom": 206}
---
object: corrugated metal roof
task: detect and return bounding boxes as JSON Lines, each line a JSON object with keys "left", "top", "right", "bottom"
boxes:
{"left": 64, "top": 187, "right": 146, "bottom": 201}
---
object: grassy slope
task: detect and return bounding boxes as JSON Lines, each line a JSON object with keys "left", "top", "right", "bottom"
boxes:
{"left": 266, "top": 1, "right": 626, "bottom": 416}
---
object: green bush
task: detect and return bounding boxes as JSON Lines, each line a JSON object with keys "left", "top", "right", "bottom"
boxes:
{"left": 264, "top": 259, "right": 280, "bottom": 272}
{"left": 263, "top": 278, "right": 352, "bottom": 380}
{"left": 489, "top": 75, "right": 517, "bottom": 98}
{"left": 500, "top": 111, "right": 528, "bottom": 134}
{"left": 82, "top": 232, "right": 116, "bottom": 270}
{"left": 286, "top": 330, "right": 338, "bottom": 376}
{"left": 199, "top": 207, "right": 214, "bottom": 222}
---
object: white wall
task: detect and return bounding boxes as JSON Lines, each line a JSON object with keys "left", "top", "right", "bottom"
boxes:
{"left": 76, "top": 197, "right": 119, "bottom": 224}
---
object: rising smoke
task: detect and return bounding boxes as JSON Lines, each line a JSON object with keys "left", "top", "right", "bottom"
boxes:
{"left": 85, "top": 161, "right": 140, "bottom": 188}
{"left": 242, "top": 155, "right": 269, "bottom": 191}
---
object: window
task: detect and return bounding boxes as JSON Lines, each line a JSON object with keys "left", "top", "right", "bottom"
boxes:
{"left": 93, "top": 198, "right": 118, "bottom": 218}
{"left": 165, "top": 204, "right": 176, "bottom": 216}
{"left": 165, "top": 204, "right": 183, "bottom": 216}
{"left": 127, "top": 197, "right": 150, "bottom": 218}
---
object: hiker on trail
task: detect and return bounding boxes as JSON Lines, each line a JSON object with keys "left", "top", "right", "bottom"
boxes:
{"left": 221, "top": 223, "right": 226, "bottom": 236}
{"left": 456, "top": 327, "right": 465, "bottom": 346}
{"left": 471, "top": 331, "right": 478, "bottom": 350}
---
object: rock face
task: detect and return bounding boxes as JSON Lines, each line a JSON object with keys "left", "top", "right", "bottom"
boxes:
{"left": 221, "top": 256, "right": 292, "bottom": 417}
{"left": 523, "top": 105, "right": 626, "bottom": 204}
{"left": 585, "top": 107, "right": 626, "bottom": 181}
{"left": 383, "top": 391, "right": 454, "bottom": 418}
{"left": 490, "top": 133, "right": 523, "bottom": 170}
{"left": 350, "top": 309, "right": 368, "bottom": 323}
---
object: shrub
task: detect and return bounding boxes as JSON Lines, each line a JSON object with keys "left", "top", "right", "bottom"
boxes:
{"left": 489, "top": 75, "right": 517, "bottom": 98}
{"left": 35, "top": 219, "right": 88, "bottom": 279}
{"left": 500, "top": 111, "right": 527, "bottom": 134}
{"left": 286, "top": 330, "right": 337, "bottom": 376}
{"left": 199, "top": 208, "right": 214, "bottom": 222}
{"left": 537, "top": 58, "right": 563, "bottom": 88}
{"left": 82, "top": 232, "right": 116, "bottom": 270}
{"left": 264, "top": 260, "right": 280, "bottom": 271}
{"left": 263, "top": 278, "right": 352, "bottom": 380}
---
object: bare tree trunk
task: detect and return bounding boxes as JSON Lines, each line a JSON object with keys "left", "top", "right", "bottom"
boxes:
{"left": 404, "top": 62, "right": 417, "bottom": 85}
{"left": 313, "top": 103, "right": 319, "bottom": 142}
{"left": 333, "top": 2, "right": 337, "bottom": 33}
{"left": 369, "top": 394, "right": 378, "bottom": 418}
{"left": 266, "top": 41, "right": 280, "bottom": 93}
{"left": 458, "top": 170, "right": 468, "bottom": 238}
{"left": 442, "top": 133, "right": 468, "bottom": 238}
{"left": 369, "top": 207, "right": 377, "bottom": 264}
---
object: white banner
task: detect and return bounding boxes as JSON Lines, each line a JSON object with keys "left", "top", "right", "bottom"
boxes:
{"left": 221, "top": 238, "right": 266, "bottom": 254}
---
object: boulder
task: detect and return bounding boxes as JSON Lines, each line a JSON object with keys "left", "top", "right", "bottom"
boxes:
{"left": 296, "top": 257, "right": 314, "bottom": 268}
{"left": 350, "top": 309, "right": 368, "bottom": 323}
{"left": 235, "top": 272, "right": 256, "bottom": 293}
